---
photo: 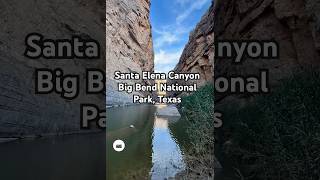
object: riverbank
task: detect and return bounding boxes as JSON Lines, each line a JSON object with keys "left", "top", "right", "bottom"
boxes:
{"left": 215, "top": 70, "right": 320, "bottom": 180}
{"left": 0, "top": 129, "right": 104, "bottom": 144}
{"left": 0, "top": 138, "right": 18, "bottom": 143}
{"left": 0, "top": 102, "right": 144, "bottom": 143}
{"left": 176, "top": 84, "right": 214, "bottom": 179}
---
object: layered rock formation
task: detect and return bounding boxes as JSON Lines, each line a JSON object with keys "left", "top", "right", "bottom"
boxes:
{"left": 106, "top": 0, "right": 154, "bottom": 105}
{"left": 0, "top": 0, "right": 106, "bottom": 137}
{"left": 170, "top": 1, "right": 214, "bottom": 92}
{"left": 0, "top": 0, "right": 154, "bottom": 137}
{"left": 214, "top": 0, "right": 320, "bottom": 103}
{"left": 214, "top": 1, "right": 320, "bottom": 177}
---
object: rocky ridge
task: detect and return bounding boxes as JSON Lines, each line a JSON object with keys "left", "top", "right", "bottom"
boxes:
{"left": 170, "top": 1, "right": 214, "bottom": 94}
{"left": 106, "top": 0, "right": 154, "bottom": 105}
{"left": 214, "top": 0, "right": 320, "bottom": 103}
{"left": 0, "top": 0, "right": 154, "bottom": 137}
{"left": 0, "top": 0, "right": 107, "bottom": 137}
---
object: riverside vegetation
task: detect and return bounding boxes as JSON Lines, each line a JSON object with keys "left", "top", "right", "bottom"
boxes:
{"left": 215, "top": 70, "right": 320, "bottom": 180}
{"left": 177, "top": 84, "right": 214, "bottom": 179}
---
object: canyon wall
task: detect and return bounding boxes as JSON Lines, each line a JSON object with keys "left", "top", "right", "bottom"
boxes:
{"left": 0, "top": 0, "right": 106, "bottom": 137}
{"left": 106, "top": 0, "right": 154, "bottom": 106}
{"left": 214, "top": 0, "right": 320, "bottom": 103}
{"left": 213, "top": 1, "right": 320, "bottom": 177}
{"left": 170, "top": 1, "right": 214, "bottom": 93}
{"left": 0, "top": 0, "right": 154, "bottom": 137}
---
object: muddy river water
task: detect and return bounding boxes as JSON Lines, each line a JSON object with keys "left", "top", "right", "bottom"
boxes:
{"left": 0, "top": 105, "right": 188, "bottom": 180}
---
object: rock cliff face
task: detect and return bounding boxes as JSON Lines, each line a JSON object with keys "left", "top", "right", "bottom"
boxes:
{"left": 171, "top": 1, "right": 214, "bottom": 91}
{"left": 0, "top": 0, "right": 106, "bottom": 137}
{"left": 106, "top": 0, "right": 154, "bottom": 105}
{"left": 0, "top": 0, "right": 154, "bottom": 137}
{"left": 214, "top": 0, "right": 320, "bottom": 102}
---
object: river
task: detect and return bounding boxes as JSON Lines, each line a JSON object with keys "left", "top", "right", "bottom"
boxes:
{"left": 0, "top": 105, "right": 188, "bottom": 180}
{"left": 107, "top": 105, "right": 187, "bottom": 180}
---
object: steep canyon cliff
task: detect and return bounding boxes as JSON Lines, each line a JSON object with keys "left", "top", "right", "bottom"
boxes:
{"left": 106, "top": 0, "right": 154, "bottom": 105}
{"left": 0, "top": 0, "right": 154, "bottom": 137}
{"left": 214, "top": 0, "right": 320, "bottom": 103}
{"left": 170, "top": 1, "right": 214, "bottom": 95}
{"left": 0, "top": 0, "right": 107, "bottom": 137}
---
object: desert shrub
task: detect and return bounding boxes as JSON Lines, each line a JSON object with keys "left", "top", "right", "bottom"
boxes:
{"left": 220, "top": 71, "right": 320, "bottom": 180}
{"left": 179, "top": 84, "right": 214, "bottom": 179}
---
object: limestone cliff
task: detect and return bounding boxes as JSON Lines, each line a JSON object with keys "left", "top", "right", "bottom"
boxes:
{"left": 106, "top": 0, "right": 154, "bottom": 105}
{"left": 0, "top": 0, "right": 107, "bottom": 137}
{"left": 170, "top": 1, "right": 214, "bottom": 92}
{"left": 214, "top": 0, "right": 320, "bottom": 103}
{"left": 0, "top": 0, "right": 154, "bottom": 137}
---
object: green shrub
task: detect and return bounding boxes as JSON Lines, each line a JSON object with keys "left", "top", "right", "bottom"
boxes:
{"left": 179, "top": 84, "right": 214, "bottom": 179}
{"left": 220, "top": 71, "right": 320, "bottom": 180}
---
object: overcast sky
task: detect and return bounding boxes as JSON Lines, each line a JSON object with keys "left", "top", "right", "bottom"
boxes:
{"left": 150, "top": 0, "right": 212, "bottom": 73}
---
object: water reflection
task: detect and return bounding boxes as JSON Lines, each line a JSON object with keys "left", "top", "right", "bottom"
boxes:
{"left": 0, "top": 105, "right": 186, "bottom": 180}
{"left": 0, "top": 133, "right": 106, "bottom": 180}
{"left": 107, "top": 105, "right": 154, "bottom": 180}
{"left": 151, "top": 116, "right": 185, "bottom": 179}
{"left": 107, "top": 105, "right": 186, "bottom": 180}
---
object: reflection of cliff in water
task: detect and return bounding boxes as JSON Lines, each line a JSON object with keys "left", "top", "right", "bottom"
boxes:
{"left": 0, "top": 133, "right": 106, "bottom": 180}
{"left": 167, "top": 115, "right": 191, "bottom": 150}
{"left": 107, "top": 105, "right": 154, "bottom": 180}
{"left": 106, "top": 105, "right": 188, "bottom": 180}
{"left": 151, "top": 116, "right": 186, "bottom": 179}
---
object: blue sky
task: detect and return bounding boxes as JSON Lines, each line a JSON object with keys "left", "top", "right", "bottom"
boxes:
{"left": 150, "top": 0, "right": 212, "bottom": 73}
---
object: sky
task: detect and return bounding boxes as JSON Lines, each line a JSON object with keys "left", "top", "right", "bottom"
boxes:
{"left": 150, "top": 0, "right": 212, "bottom": 73}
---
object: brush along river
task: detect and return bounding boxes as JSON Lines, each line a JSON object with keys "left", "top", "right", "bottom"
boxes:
{"left": 0, "top": 105, "right": 189, "bottom": 180}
